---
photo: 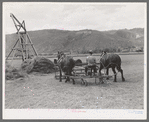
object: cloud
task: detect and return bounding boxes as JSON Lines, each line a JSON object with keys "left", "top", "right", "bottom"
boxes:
{"left": 104, "top": 3, "right": 146, "bottom": 30}
{"left": 59, "top": 3, "right": 146, "bottom": 31}
{"left": 3, "top": 2, "right": 146, "bottom": 34}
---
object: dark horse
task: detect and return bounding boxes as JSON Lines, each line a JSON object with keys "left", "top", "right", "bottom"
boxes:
{"left": 75, "top": 59, "right": 82, "bottom": 65}
{"left": 56, "top": 52, "right": 76, "bottom": 84}
{"left": 99, "top": 51, "right": 125, "bottom": 82}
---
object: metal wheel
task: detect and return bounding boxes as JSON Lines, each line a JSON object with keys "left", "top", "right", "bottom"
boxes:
{"left": 55, "top": 75, "right": 60, "bottom": 80}
{"left": 95, "top": 77, "right": 101, "bottom": 85}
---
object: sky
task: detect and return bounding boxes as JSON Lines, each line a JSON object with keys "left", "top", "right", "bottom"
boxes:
{"left": 3, "top": 2, "right": 146, "bottom": 34}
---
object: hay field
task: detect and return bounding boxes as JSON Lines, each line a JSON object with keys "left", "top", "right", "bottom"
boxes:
{"left": 5, "top": 54, "right": 144, "bottom": 109}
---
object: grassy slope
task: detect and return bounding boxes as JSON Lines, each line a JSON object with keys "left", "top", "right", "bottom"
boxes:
{"left": 5, "top": 28, "right": 144, "bottom": 55}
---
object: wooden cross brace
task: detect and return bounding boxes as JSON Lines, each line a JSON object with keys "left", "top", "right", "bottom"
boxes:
{"left": 10, "top": 13, "right": 26, "bottom": 33}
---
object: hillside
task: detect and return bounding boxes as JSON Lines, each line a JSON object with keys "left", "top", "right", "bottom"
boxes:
{"left": 5, "top": 28, "right": 144, "bottom": 55}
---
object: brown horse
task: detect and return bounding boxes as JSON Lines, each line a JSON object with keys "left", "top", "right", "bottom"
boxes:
{"left": 57, "top": 53, "right": 76, "bottom": 84}
{"left": 99, "top": 51, "right": 125, "bottom": 82}
{"left": 75, "top": 59, "right": 82, "bottom": 65}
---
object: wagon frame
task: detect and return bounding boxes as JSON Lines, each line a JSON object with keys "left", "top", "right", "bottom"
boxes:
{"left": 54, "top": 64, "right": 113, "bottom": 86}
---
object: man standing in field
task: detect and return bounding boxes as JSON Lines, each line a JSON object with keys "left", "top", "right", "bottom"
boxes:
{"left": 57, "top": 51, "right": 61, "bottom": 60}
{"left": 85, "top": 50, "right": 97, "bottom": 76}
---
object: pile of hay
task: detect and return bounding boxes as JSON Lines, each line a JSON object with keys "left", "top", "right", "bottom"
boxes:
{"left": 5, "top": 62, "right": 27, "bottom": 80}
{"left": 21, "top": 57, "right": 55, "bottom": 74}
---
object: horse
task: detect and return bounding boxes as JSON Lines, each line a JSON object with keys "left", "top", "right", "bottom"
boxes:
{"left": 98, "top": 51, "right": 125, "bottom": 82}
{"left": 75, "top": 59, "right": 82, "bottom": 65}
{"left": 56, "top": 52, "right": 76, "bottom": 84}
{"left": 57, "top": 51, "right": 64, "bottom": 60}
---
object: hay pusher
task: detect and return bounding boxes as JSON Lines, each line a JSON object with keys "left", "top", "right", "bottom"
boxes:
{"left": 54, "top": 63, "right": 113, "bottom": 86}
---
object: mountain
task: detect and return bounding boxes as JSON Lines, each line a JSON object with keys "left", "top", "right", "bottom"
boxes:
{"left": 5, "top": 28, "right": 144, "bottom": 55}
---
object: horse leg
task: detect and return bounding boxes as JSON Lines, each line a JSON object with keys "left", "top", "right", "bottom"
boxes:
{"left": 65, "top": 76, "right": 70, "bottom": 83}
{"left": 116, "top": 66, "right": 125, "bottom": 81}
{"left": 106, "top": 68, "right": 109, "bottom": 80}
{"left": 99, "top": 68, "right": 104, "bottom": 84}
{"left": 72, "top": 79, "right": 75, "bottom": 84}
{"left": 59, "top": 68, "right": 62, "bottom": 82}
{"left": 85, "top": 66, "right": 88, "bottom": 76}
{"left": 67, "top": 67, "right": 75, "bottom": 84}
{"left": 91, "top": 68, "right": 93, "bottom": 76}
{"left": 99, "top": 68, "right": 101, "bottom": 76}
{"left": 69, "top": 68, "right": 73, "bottom": 76}
{"left": 120, "top": 69, "right": 125, "bottom": 81}
{"left": 65, "top": 77, "right": 67, "bottom": 83}
{"left": 112, "top": 67, "right": 117, "bottom": 82}
{"left": 93, "top": 66, "right": 96, "bottom": 76}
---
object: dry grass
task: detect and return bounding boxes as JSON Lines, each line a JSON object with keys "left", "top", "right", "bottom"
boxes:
{"left": 5, "top": 54, "right": 144, "bottom": 109}
{"left": 5, "top": 62, "right": 27, "bottom": 80}
{"left": 21, "top": 57, "right": 55, "bottom": 74}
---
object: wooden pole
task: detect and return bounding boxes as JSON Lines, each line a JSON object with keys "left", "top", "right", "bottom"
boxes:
{"left": 10, "top": 13, "right": 26, "bottom": 32}
{"left": 7, "top": 13, "right": 38, "bottom": 61}
{"left": 27, "top": 33, "right": 38, "bottom": 56}
{"left": 6, "top": 39, "right": 19, "bottom": 60}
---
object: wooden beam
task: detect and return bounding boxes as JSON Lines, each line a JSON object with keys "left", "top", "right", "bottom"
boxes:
{"left": 27, "top": 33, "right": 38, "bottom": 56}
{"left": 18, "top": 21, "right": 26, "bottom": 33}
{"left": 6, "top": 39, "right": 19, "bottom": 60}
{"left": 10, "top": 13, "right": 26, "bottom": 32}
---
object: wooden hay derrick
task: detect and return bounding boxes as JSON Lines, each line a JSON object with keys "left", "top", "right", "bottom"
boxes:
{"left": 6, "top": 13, "right": 38, "bottom": 62}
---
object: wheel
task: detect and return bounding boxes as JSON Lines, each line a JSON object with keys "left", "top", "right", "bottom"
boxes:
{"left": 55, "top": 75, "right": 60, "bottom": 79}
{"left": 95, "top": 77, "right": 101, "bottom": 85}
{"left": 95, "top": 73, "right": 103, "bottom": 85}
{"left": 99, "top": 77, "right": 104, "bottom": 84}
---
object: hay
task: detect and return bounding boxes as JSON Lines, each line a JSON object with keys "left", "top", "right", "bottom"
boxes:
{"left": 21, "top": 56, "right": 55, "bottom": 74}
{"left": 5, "top": 62, "right": 27, "bottom": 80}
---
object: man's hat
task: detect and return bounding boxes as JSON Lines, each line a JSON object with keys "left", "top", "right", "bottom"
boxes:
{"left": 102, "top": 50, "right": 106, "bottom": 54}
{"left": 89, "top": 50, "right": 93, "bottom": 53}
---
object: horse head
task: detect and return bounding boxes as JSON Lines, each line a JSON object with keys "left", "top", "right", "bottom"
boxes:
{"left": 57, "top": 52, "right": 66, "bottom": 64}
{"left": 100, "top": 51, "right": 107, "bottom": 57}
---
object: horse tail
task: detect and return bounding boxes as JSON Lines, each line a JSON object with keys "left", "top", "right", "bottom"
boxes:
{"left": 115, "top": 54, "right": 122, "bottom": 72}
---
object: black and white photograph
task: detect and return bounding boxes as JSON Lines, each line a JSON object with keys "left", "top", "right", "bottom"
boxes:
{"left": 3, "top": 2, "right": 147, "bottom": 119}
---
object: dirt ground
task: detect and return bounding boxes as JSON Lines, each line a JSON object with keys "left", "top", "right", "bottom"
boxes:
{"left": 5, "top": 54, "right": 144, "bottom": 109}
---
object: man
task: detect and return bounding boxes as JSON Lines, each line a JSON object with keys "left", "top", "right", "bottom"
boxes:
{"left": 85, "top": 50, "right": 97, "bottom": 76}
{"left": 57, "top": 51, "right": 61, "bottom": 60}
